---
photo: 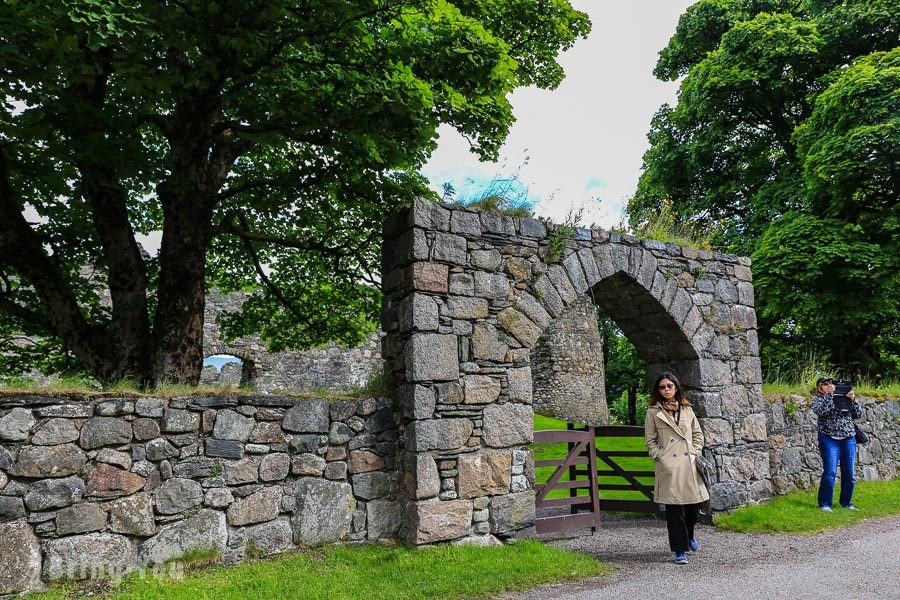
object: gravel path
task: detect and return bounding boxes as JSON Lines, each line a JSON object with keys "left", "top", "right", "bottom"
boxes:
{"left": 503, "top": 514, "right": 900, "bottom": 600}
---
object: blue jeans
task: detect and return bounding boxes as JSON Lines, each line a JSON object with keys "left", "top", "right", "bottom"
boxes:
{"left": 817, "top": 433, "right": 856, "bottom": 508}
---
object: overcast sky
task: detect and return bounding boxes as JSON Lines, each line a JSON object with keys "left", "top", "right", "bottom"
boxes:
{"left": 421, "top": 0, "right": 694, "bottom": 229}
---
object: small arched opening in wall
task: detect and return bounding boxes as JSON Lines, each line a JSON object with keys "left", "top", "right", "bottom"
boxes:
{"left": 201, "top": 352, "right": 256, "bottom": 387}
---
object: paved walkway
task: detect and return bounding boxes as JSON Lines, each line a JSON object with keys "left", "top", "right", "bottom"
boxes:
{"left": 504, "top": 514, "right": 900, "bottom": 600}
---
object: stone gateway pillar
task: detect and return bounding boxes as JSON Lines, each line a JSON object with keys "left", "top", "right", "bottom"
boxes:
{"left": 382, "top": 199, "right": 765, "bottom": 544}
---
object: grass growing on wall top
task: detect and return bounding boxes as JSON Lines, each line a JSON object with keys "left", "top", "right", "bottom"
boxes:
{"left": 0, "top": 378, "right": 383, "bottom": 401}
{"left": 35, "top": 540, "right": 609, "bottom": 600}
{"left": 762, "top": 381, "right": 900, "bottom": 401}
{"left": 625, "top": 204, "right": 716, "bottom": 250}
{"left": 715, "top": 479, "right": 900, "bottom": 534}
{"left": 761, "top": 349, "right": 900, "bottom": 400}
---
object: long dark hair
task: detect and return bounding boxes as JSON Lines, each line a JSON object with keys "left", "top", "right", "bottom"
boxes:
{"left": 650, "top": 372, "right": 690, "bottom": 408}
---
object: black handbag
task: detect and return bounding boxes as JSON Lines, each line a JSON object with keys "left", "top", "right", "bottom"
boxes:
{"left": 854, "top": 424, "right": 869, "bottom": 445}
{"left": 695, "top": 452, "right": 715, "bottom": 488}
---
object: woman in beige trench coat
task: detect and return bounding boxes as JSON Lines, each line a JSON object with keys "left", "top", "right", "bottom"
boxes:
{"left": 645, "top": 371, "right": 709, "bottom": 565}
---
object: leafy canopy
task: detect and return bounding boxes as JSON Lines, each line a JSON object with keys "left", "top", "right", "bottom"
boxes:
{"left": 0, "top": 0, "right": 590, "bottom": 384}
{"left": 630, "top": 0, "right": 899, "bottom": 375}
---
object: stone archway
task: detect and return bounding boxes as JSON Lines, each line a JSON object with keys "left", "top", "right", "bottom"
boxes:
{"left": 382, "top": 199, "right": 767, "bottom": 545}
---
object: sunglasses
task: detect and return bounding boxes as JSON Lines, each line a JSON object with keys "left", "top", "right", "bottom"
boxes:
{"left": 658, "top": 383, "right": 675, "bottom": 390}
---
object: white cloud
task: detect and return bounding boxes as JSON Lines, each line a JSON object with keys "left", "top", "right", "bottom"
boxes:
{"left": 422, "top": 0, "right": 693, "bottom": 228}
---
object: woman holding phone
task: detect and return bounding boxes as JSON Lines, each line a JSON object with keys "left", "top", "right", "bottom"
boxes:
{"left": 812, "top": 377, "right": 862, "bottom": 511}
{"left": 644, "top": 372, "right": 709, "bottom": 565}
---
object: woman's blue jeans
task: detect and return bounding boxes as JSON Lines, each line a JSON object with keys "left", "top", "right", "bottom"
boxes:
{"left": 817, "top": 432, "right": 856, "bottom": 508}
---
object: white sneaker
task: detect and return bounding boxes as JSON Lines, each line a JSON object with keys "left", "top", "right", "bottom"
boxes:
{"left": 820, "top": 506, "right": 832, "bottom": 512}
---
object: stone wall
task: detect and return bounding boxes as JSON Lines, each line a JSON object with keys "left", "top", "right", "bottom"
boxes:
{"left": 766, "top": 395, "right": 899, "bottom": 495}
{"left": 532, "top": 295, "right": 608, "bottom": 426}
{"left": 0, "top": 393, "right": 399, "bottom": 595}
{"left": 20, "top": 289, "right": 384, "bottom": 394}
{"left": 201, "top": 290, "right": 384, "bottom": 393}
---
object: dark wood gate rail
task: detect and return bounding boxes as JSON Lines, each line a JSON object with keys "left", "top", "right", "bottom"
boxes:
{"left": 534, "top": 423, "right": 657, "bottom": 534}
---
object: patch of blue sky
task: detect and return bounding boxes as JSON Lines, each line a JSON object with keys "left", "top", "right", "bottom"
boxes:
{"left": 585, "top": 177, "right": 607, "bottom": 191}
{"left": 203, "top": 354, "right": 242, "bottom": 372}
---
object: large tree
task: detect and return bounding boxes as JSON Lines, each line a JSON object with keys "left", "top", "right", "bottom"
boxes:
{"left": 0, "top": 0, "right": 590, "bottom": 386}
{"left": 630, "top": 0, "right": 899, "bottom": 375}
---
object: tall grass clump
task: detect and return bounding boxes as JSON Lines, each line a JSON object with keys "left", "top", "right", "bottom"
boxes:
{"left": 762, "top": 348, "right": 900, "bottom": 399}
{"left": 443, "top": 160, "right": 535, "bottom": 218}
{"left": 348, "top": 367, "right": 393, "bottom": 398}
{"left": 628, "top": 203, "right": 716, "bottom": 250}
{"left": 453, "top": 193, "right": 534, "bottom": 218}
{"left": 762, "top": 348, "right": 833, "bottom": 396}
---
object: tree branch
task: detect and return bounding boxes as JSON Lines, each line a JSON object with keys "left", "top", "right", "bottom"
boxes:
{"left": 0, "top": 152, "right": 110, "bottom": 371}
{"left": 212, "top": 119, "right": 333, "bottom": 146}
{"left": 220, "top": 212, "right": 353, "bottom": 257}
{"left": 0, "top": 295, "right": 51, "bottom": 329}
{"left": 226, "top": 0, "right": 416, "bottom": 93}
{"left": 62, "top": 49, "right": 152, "bottom": 362}
{"left": 236, "top": 223, "right": 311, "bottom": 327}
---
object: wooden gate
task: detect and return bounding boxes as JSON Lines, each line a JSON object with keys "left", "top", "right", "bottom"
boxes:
{"left": 534, "top": 423, "right": 657, "bottom": 534}
{"left": 533, "top": 426, "right": 601, "bottom": 534}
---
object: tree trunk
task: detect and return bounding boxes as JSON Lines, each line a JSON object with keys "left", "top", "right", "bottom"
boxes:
{"left": 81, "top": 184, "right": 155, "bottom": 386}
{"left": 627, "top": 385, "right": 637, "bottom": 426}
{"left": 152, "top": 192, "right": 212, "bottom": 385}
{"left": 0, "top": 156, "right": 121, "bottom": 383}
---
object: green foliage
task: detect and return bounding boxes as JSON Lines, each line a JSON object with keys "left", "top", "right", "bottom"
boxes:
{"left": 795, "top": 49, "right": 900, "bottom": 218}
{"left": 607, "top": 389, "right": 650, "bottom": 427}
{"left": 629, "top": 202, "right": 715, "bottom": 250}
{"left": 753, "top": 212, "right": 897, "bottom": 372}
{"left": 632, "top": 0, "right": 900, "bottom": 376}
{"left": 598, "top": 315, "right": 647, "bottom": 425}
{"left": 783, "top": 399, "right": 798, "bottom": 416}
{"left": 34, "top": 540, "right": 608, "bottom": 600}
{"left": 544, "top": 204, "right": 584, "bottom": 263}
{"left": 547, "top": 225, "right": 574, "bottom": 263}
{"left": 0, "top": 0, "right": 590, "bottom": 385}
{"left": 715, "top": 479, "right": 900, "bottom": 533}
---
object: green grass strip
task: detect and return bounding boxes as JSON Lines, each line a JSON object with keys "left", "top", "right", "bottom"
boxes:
{"left": 35, "top": 541, "right": 609, "bottom": 600}
{"left": 715, "top": 479, "right": 900, "bottom": 534}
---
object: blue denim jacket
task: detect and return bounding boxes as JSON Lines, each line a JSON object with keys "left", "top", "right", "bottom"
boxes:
{"left": 812, "top": 393, "right": 862, "bottom": 438}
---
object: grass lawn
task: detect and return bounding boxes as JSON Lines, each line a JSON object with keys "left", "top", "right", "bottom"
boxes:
{"left": 532, "top": 414, "right": 653, "bottom": 503}
{"left": 715, "top": 479, "right": 900, "bottom": 534}
{"left": 34, "top": 541, "right": 609, "bottom": 600}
